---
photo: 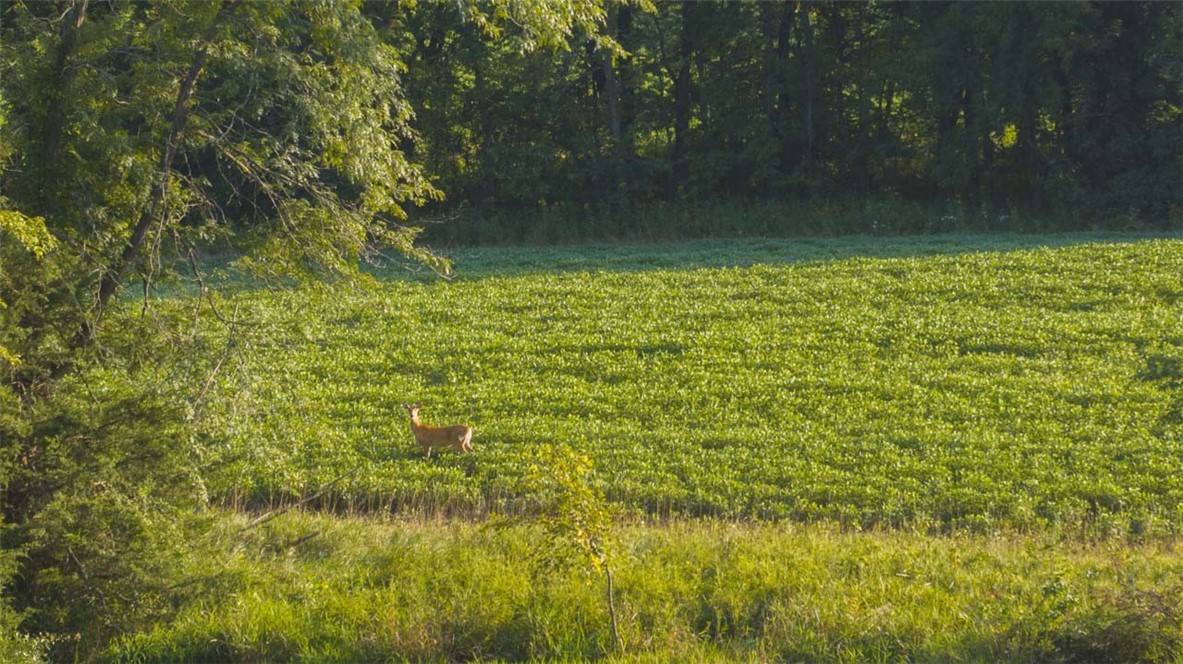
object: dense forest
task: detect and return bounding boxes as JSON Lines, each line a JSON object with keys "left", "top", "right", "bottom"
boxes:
{"left": 4, "top": 1, "right": 1180, "bottom": 247}
{"left": 400, "top": 0, "right": 1182, "bottom": 239}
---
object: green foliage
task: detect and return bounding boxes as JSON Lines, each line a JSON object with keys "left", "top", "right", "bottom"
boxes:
{"left": 0, "top": 204, "right": 57, "bottom": 370}
{"left": 521, "top": 444, "right": 615, "bottom": 573}
{"left": 1, "top": 199, "right": 220, "bottom": 656}
{"left": 0, "top": 208, "right": 55, "bottom": 261}
{"left": 398, "top": 0, "right": 1180, "bottom": 231}
{"left": 109, "top": 512, "right": 1183, "bottom": 663}
{"left": 459, "top": 0, "right": 618, "bottom": 53}
{"left": 2, "top": 361, "right": 208, "bottom": 660}
{"left": 0, "top": 540, "right": 47, "bottom": 664}
{"left": 520, "top": 443, "right": 622, "bottom": 651}
{"left": 0, "top": 0, "right": 512, "bottom": 345}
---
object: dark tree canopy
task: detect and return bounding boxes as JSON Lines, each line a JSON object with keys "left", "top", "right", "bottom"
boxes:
{"left": 395, "top": 1, "right": 1179, "bottom": 239}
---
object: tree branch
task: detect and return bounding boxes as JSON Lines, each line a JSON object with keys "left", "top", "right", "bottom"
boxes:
{"left": 238, "top": 464, "right": 363, "bottom": 533}
{"left": 84, "top": 0, "right": 241, "bottom": 344}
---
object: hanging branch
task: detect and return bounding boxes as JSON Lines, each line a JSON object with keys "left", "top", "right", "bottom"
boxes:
{"left": 83, "top": 0, "right": 242, "bottom": 344}
{"left": 238, "top": 464, "right": 363, "bottom": 533}
{"left": 39, "top": 0, "right": 89, "bottom": 220}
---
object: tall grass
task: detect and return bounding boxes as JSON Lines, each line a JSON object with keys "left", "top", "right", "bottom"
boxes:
{"left": 113, "top": 512, "right": 1183, "bottom": 663}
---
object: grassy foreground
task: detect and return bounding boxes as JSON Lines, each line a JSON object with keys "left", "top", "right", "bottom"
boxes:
{"left": 174, "top": 234, "right": 1183, "bottom": 534}
{"left": 113, "top": 512, "right": 1182, "bottom": 663}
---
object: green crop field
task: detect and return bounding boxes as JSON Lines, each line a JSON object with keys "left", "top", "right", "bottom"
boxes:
{"left": 56, "top": 233, "right": 1182, "bottom": 662}
{"left": 152, "top": 233, "right": 1183, "bottom": 536}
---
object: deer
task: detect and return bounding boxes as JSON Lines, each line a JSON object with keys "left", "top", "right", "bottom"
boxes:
{"left": 402, "top": 403, "right": 473, "bottom": 458}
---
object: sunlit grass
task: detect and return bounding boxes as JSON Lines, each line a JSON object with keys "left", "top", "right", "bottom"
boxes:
{"left": 165, "top": 234, "right": 1183, "bottom": 535}
{"left": 94, "top": 233, "right": 1183, "bottom": 662}
{"left": 112, "top": 511, "right": 1183, "bottom": 662}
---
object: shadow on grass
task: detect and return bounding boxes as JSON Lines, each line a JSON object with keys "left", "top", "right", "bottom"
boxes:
{"left": 417, "top": 232, "right": 1179, "bottom": 281}
{"left": 145, "top": 232, "right": 1177, "bottom": 299}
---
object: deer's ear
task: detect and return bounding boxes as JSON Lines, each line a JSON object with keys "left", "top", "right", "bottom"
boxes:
{"left": 401, "top": 403, "right": 410, "bottom": 409}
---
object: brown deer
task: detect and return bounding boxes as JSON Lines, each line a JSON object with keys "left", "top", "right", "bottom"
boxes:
{"left": 402, "top": 403, "right": 473, "bottom": 458}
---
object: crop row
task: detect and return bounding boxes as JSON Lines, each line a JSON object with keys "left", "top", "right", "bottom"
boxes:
{"left": 158, "top": 235, "right": 1181, "bottom": 534}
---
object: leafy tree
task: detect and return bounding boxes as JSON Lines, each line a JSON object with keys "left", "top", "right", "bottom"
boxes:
{"left": 521, "top": 444, "right": 622, "bottom": 654}
{"left": 0, "top": 0, "right": 610, "bottom": 656}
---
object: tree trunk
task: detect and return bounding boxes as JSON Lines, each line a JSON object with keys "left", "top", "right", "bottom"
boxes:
{"left": 762, "top": 5, "right": 776, "bottom": 132}
{"left": 87, "top": 0, "right": 238, "bottom": 342}
{"left": 1017, "top": 84, "right": 1040, "bottom": 207}
{"left": 38, "top": 0, "right": 89, "bottom": 220}
{"left": 1052, "top": 65, "right": 1074, "bottom": 159}
{"left": 800, "top": 0, "right": 815, "bottom": 179}
{"left": 880, "top": 80, "right": 895, "bottom": 137}
{"left": 960, "top": 87, "right": 981, "bottom": 203}
{"left": 593, "top": 3, "right": 627, "bottom": 157}
{"left": 671, "top": 3, "right": 693, "bottom": 198}
{"left": 604, "top": 63, "right": 622, "bottom": 151}
{"left": 855, "top": 15, "right": 871, "bottom": 193}
{"left": 605, "top": 561, "right": 621, "bottom": 652}
{"left": 615, "top": 4, "right": 635, "bottom": 149}
{"left": 772, "top": 1, "right": 794, "bottom": 174}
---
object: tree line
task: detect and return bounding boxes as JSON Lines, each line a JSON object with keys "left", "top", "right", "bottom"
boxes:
{"left": 400, "top": 0, "right": 1180, "bottom": 238}
{"left": 3, "top": 2, "right": 1180, "bottom": 253}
